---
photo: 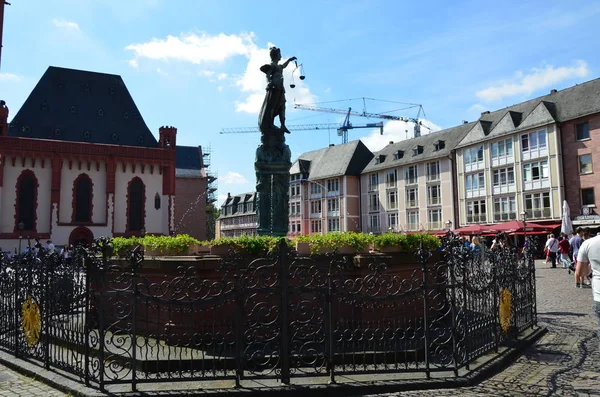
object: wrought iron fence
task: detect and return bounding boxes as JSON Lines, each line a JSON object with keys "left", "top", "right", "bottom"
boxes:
{"left": 0, "top": 233, "right": 537, "bottom": 392}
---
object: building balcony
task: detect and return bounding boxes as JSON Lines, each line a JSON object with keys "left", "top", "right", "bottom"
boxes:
{"left": 386, "top": 182, "right": 397, "bottom": 189}
{"left": 427, "top": 222, "right": 442, "bottom": 230}
{"left": 527, "top": 208, "right": 552, "bottom": 220}
{"left": 427, "top": 198, "right": 441, "bottom": 206}
{"left": 327, "top": 210, "right": 340, "bottom": 217}
{"left": 523, "top": 179, "right": 550, "bottom": 191}
{"left": 491, "top": 155, "right": 514, "bottom": 168}
{"left": 387, "top": 203, "right": 398, "bottom": 210}
{"left": 310, "top": 212, "right": 322, "bottom": 219}
{"left": 406, "top": 200, "right": 418, "bottom": 208}
{"left": 466, "top": 188, "right": 486, "bottom": 199}
{"left": 492, "top": 183, "right": 516, "bottom": 195}
{"left": 368, "top": 206, "right": 380, "bottom": 212}
{"left": 406, "top": 223, "right": 420, "bottom": 232}
{"left": 464, "top": 161, "right": 485, "bottom": 173}
{"left": 521, "top": 147, "right": 548, "bottom": 162}
{"left": 466, "top": 215, "right": 487, "bottom": 223}
{"left": 493, "top": 212, "right": 517, "bottom": 222}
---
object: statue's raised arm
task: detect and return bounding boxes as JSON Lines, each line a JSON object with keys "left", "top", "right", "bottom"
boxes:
{"left": 258, "top": 47, "right": 296, "bottom": 134}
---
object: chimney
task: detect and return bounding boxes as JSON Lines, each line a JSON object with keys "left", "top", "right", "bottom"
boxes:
{"left": 329, "top": 143, "right": 335, "bottom": 147}
{"left": 389, "top": 141, "right": 394, "bottom": 144}
{"left": 480, "top": 111, "right": 490, "bottom": 116}
{"left": 550, "top": 89, "right": 557, "bottom": 94}
{"left": 227, "top": 192, "right": 231, "bottom": 199}
{"left": 462, "top": 120, "right": 469, "bottom": 124}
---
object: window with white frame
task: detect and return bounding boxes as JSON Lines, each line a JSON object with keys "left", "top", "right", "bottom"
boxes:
{"left": 428, "top": 208, "right": 442, "bottom": 230}
{"left": 386, "top": 190, "right": 398, "bottom": 210}
{"left": 369, "top": 214, "right": 380, "bottom": 231}
{"left": 327, "top": 218, "right": 340, "bottom": 232}
{"left": 427, "top": 184, "right": 441, "bottom": 206}
{"left": 387, "top": 213, "right": 398, "bottom": 230}
{"left": 465, "top": 172, "right": 485, "bottom": 191}
{"left": 523, "top": 161, "right": 549, "bottom": 182}
{"left": 464, "top": 145, "right": 484, "bottom": 165}
{"left": 524, "top": 192, "right": 551, "bottom": 219}
{"left": 385, "top": 169, "right": 397, "bottom": 188}
{"left": 290, "top": 174, "right": 302, "bottom": 182}
{"left": 493, "top": 167, "right": 515, "bottom": 187}
{"left": 310, "top": 183, "right": 322, "bottom": 194}
{"left": 406, "top": 188, "right": 418, "bottom": 208}
{"left": 369, "top": 193, "right": 379, "bottom": 212}
{"left": 521, "top": 129, "right": 547, "bottom": 152}
{"left": 493, "top": 196, "right": 516, "bottom": 221}
{"left": 290, "top": 221, "right": 301, "bottom": 233}
{"left": 466, "top": 200, "right": 486, "bottom": 223}
{"left": 491, "top": 138, "right": 513, "bottom": 160}
{"left": 327, "top": 178, "right": 340, "bottom": 192}
{"left": 327, "top": 198, "right": 339, "bottom": 212}
{"left": 311, "top": 220, "right": 322, "bottom": 233}
{"left": 405, "top": 165, "right": 418, "bottom": 184}
{"left": 368, "top": 173, "right": 379, "bottom": 191}
{"left": 406, "top": 211, "right": 419, "bottom": 231}
{"left": 290, "top": 184, "right": 301, "bottom": 197}
{"left": 310, "top": 200, "right": 322, "bottom": 214}
{"left": 426, "top": 161, "right": 440, "bottom": 181}
{"left": 289, "top": 202, "right": 301, "bottom": 215}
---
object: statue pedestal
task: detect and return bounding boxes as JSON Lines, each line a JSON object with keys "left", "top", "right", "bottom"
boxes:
{"left": 255, "top": 133, "right": 291, "bottom": 236}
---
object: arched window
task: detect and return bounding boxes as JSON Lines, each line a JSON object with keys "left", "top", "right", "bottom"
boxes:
{"left": 154, "top": 193, "right": 161, "bottom": 210}
{"left": 15, "top": 170, "right": 38, "bottom": 231}
{"left": 72, "top": 174, "right": 93, "bottom": 223}
{"left": 127, "top": 177, "right": 145, "bottom": 231}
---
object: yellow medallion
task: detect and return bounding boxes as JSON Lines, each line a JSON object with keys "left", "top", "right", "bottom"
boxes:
{"left": 21, "top": 296, "right": 41, "bottom": 347}
{"left": 499, "top": 288, "right": 512, "bottom": 334}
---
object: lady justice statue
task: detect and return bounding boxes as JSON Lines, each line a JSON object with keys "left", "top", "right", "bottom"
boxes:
{"left": 255, "top": 47, "right": 296, "bottom": 236}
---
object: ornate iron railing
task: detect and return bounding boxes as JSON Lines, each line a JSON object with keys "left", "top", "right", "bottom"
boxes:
{"left": 0, "top": 233, "right": 537, "bottom": 392}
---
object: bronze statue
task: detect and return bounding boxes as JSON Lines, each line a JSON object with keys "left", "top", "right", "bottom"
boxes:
{"left": 254, "top": 47, "right": 295, "bottom": 236}
{"left": 258, "top": 47, "right": 296, "bottom": 134}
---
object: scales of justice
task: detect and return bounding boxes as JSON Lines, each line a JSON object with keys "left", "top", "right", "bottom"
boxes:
{"left": 255, "top": 47, "right": 305, "bottom": 236}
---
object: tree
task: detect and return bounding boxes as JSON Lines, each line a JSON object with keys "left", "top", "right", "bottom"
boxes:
{"left": 205, "top": 202, "right": 219, "bottom": 240}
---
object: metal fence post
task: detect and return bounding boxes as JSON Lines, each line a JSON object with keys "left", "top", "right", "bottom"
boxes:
{"left": 326, "top": 260, "right": 336, "bottom": 384}
{"left": 234, "top": 273, "right": 243, "bottom": 388}
{"left": 84, "top": 254, "right": 90, "bottom": 387}
{"left": 447, "top": 248, "right": 460, "bottom": 376}
{"left": 131, "top": 248, "right": 139, "bottom": 392}
{"left": 492, "top": 252, "right": 499, "bottom": 353}
{"left": 14, "top": 256, "right": 19, "bottom": 359}
{"left": 44, "top": 254, "right": 52, "bottom": 369}
{"left": 416, "top": 240, "right": 432, "bottom": 379}
{"left": 278, "top": 239, "right": 290, "bottom": 385}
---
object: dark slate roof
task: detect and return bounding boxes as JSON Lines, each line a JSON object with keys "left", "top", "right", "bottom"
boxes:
{"left": 289, "top": 140, "right": 374, "bottom": 180}
{"left": 8, "top": 66, "right": 158, "bottom": 147}
{"left": 361, "top": 122, "right": 476, "bottom": 173}
{"left": 218, "top": 192, "right": 257, "bottom": 219}
{"left": 457, "top": 77, "right": 600, "bottom": 148}
{"left": 176, "top": 146, "right": 203, "bottom": 169}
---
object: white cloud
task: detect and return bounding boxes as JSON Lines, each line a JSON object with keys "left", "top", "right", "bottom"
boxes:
{"left": 221, "top": 171, "right": 248, "bottom": 185}
{"left": 156, "top": 68, "right": 169, "bottom": 77}
{"left": 125, "top": 32, "right": 255, "bottom": 65}
{"left": 125, "top": 32, "right": 317, "bottom": 114}
{"left": 217, "top": 193, "right": 229, "bottom": 204}
{"left": 0, "top": 72, "right": 20, "bottom": 82}
{"left": 360, "top": 119, "right": 442, "bottom": 152}
{"left": 52, "top": 18, "right": 80, "bottom": 31}
{"left": 476, "top": 60, "right": 589, "bottom": 102}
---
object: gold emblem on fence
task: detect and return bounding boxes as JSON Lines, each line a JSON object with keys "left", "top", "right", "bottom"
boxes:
{"left": 499, "top": 288, "right": 512, "bottom": 334}
{"left": 21, "top": 296, "right": 41, "bottom": 347}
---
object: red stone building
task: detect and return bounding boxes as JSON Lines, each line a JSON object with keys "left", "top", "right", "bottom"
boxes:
{"left": 0, "top": 66, "right": 210, "bottom": 251}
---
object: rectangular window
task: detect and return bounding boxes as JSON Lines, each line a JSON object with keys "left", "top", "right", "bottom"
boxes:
{"left": 387, "top": 213, "right": 398, "bottom": 230}
{"left": 491, "top": 138, "right": 513, "bottom": 159}
{"left": 524, "top": 192, "right": 551, "bottom": 219}
{"left": 406, "top": 211, "right": 419, "bottom": 231}
{"left": 464, "top": 145, "right": 484, "bottom": 164}
{"left": 427, "top": 209, "right": 442, "bottom": 230}
{"left": 576, "top": 122, "right": 590, "bottom": 141}
{"left": 386, "top": 190, "right": 398, "bottom": 210}
{"left": 327, "top": 218, "right": 340, "bottom": 232}
{"left": 310, "top": 200, "right": 322, "bottom": 214}
{"left": 385, "top": 170, "right": 397, "bottom": 188}
{"left": 427, "top": 184, "right": 441, "bottom": 206}
{"left": 521, "top": 129, "right": 547, "bottom": 152}
{"left": 523, "top": 161, "right": 549, "bottom": 181}
{"left": 582, "top": 188, "right": 595, "bottom": 206}
{"left": 426, "top": 161, "right": 440, "bottom": 181}
{"left": 579, "top": 154, "right": 593, "bottom": 174}
{"left": 310, "top": 183, "right": 322, "bottom": 194}
{"left": 327, "top": 178, "right": 340, "bottom": 192}
{"left": 369, "top": 193, "right": 379, "bottom": 212}
{"left": 493, "top": 196, "right": 517, "bottom": 221}
{"left": 327, "top": 198, "right": 339, "bottom": 212}
{"left": 466, "top": 200, "right": 487, "bottom": 223}
{"left": 290, "top": 184, "right": 301, "bottom": 197}
{"left": 368, "top": 173, "right": 379, "bottom": 191}
{"left": 369, "top": 214, "right": 380, "bottom": 231}
{"left": 311, "top": 220, "right": 322, "bottom": 234}
{"left": 406, "top": 188, "right": 418, "bottom": 208}
{"left": 492, "top": 167, "right": 515, "bottom": 187}
{"left": 465, "top": 172, "right": 485, "bottom": 191}
{"left": 405, "top": 165, "right": 418, "bottom": 184}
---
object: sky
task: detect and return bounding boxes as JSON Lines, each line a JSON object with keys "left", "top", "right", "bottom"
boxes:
{"left": 1, "top": 0, "right": 599, "bottom": 204}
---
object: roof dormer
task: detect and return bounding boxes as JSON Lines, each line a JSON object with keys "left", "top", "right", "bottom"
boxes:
{"left": 374, "top": 154, "right": 386, "bottom": 164}
{"left": 412, "top": 145, "right": 424, "bottom": 156}
{"left": 434, "top": 140, "right": 445, "bottom": 151}
{"left": 393, "top": 150, "right": 404, "bottom": 160}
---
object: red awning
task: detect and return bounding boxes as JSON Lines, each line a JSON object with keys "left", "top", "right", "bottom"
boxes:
{"left": 487, "top": 220, "right": 554, "bottom": 234}
{"left": 454, "top": 224, "right": 494, "bottom": 235}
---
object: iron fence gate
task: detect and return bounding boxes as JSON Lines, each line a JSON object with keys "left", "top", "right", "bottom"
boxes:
{"left": 0, "top": 234, "right": 537, "bottom": 391}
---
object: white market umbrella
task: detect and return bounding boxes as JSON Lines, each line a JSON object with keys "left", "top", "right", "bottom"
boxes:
{"left": 561, "top": 200, "right": 573, "bottom": 236}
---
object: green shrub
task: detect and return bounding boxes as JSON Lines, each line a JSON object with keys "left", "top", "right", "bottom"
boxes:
{"left": 209, "top": 235, "right": 292, "bottom": 255}
{"left": 374, "top": 232, "right": 441, "bottom": 251}
{"left": 296, "top": 232, "right": 374, "bottom": 255}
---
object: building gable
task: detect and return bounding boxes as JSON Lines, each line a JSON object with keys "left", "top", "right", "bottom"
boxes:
{"left": 518, "top": 101, "right": 557, "bottom": 131}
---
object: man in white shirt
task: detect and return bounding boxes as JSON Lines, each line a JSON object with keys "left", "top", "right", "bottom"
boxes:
{"left": 46, "top": 240, "right": 55, "bottom": 253}
{"left": 575, "top": 235, "right": 600, "bottom": 338}
{"left": 545, "top": 234, "right": 559, "bottom": 268}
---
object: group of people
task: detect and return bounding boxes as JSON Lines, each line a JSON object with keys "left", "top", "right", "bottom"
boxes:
{"left": 543, "top": 228, "right": 593, "bottom": 288}
{"left": 0, "top": 239, "right": 75, "bottom": 262}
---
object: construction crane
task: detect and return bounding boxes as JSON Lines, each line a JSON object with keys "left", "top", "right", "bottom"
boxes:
{"left": 294, "top": 98, "right": 432, "bottom": 142}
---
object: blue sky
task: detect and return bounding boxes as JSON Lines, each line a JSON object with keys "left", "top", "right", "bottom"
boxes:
{"left": 1, "top": 0, "right": 599, "bottom": 203}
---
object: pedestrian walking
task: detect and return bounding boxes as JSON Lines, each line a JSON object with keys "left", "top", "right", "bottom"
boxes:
{"left": 544, "top": 234, "right": 559, "bottom": 268}
{"left": 574, "top": 235, "right": 600, "bottom": 336}
{"left": 558, "top": 233, "right": 571, "bottom": 269}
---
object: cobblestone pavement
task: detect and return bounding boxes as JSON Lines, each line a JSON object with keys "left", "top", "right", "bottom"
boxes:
{"left": 366, "top": 260, "right": 600, "bottom": 397}
{"left": 0, "top": 260, "right": 597, "bottom": 396}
